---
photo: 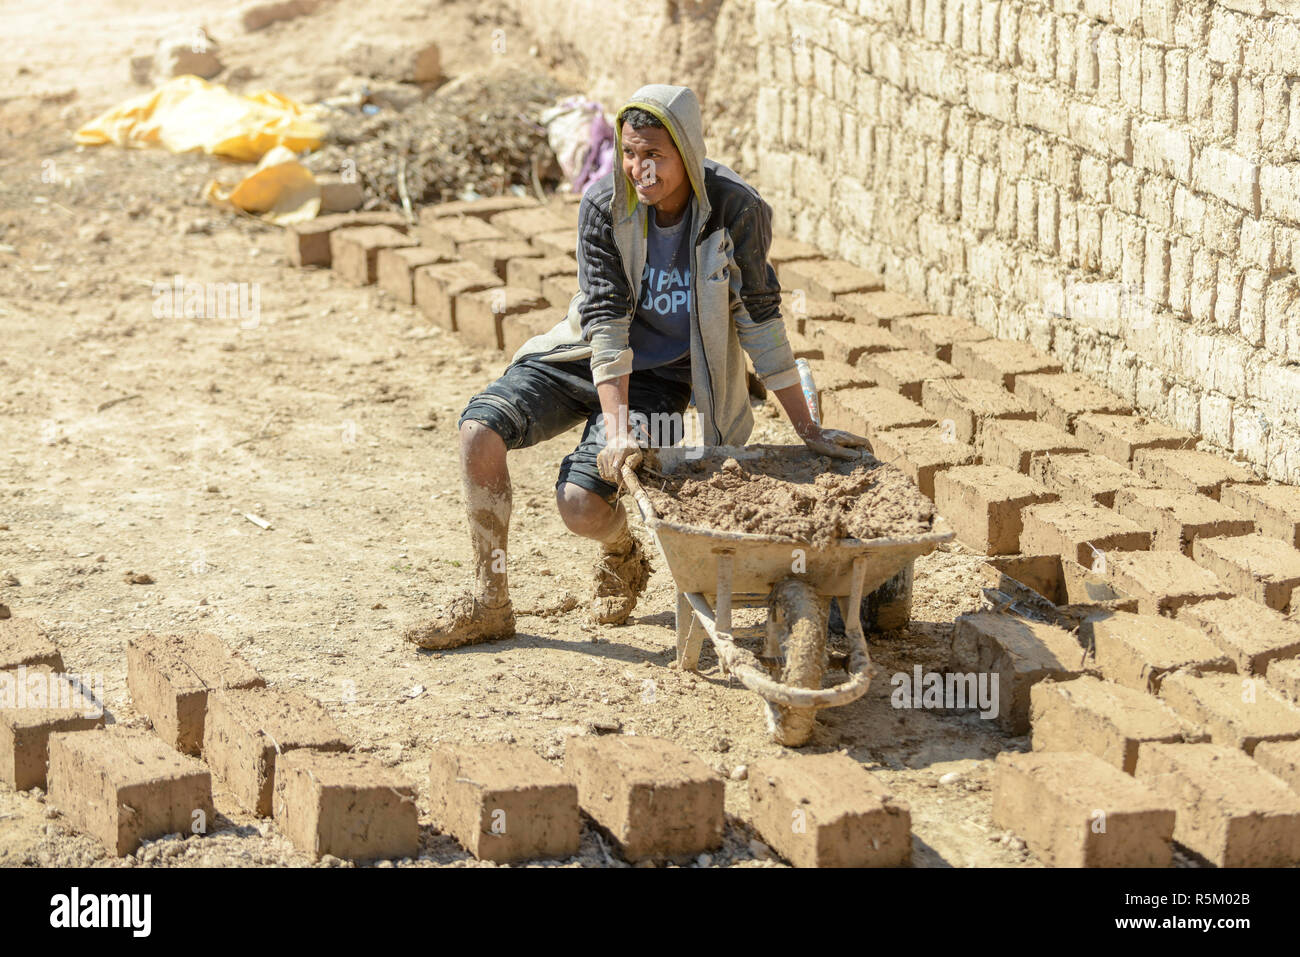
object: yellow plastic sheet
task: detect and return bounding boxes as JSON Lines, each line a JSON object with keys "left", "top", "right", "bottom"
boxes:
{"left": 205, "top": 146, "right": 322, "bottom": 225}
{"left": 75, "top": 75, "right": 325, "bottom": 162}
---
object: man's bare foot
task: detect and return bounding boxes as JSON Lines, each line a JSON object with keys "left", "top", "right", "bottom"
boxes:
{"left": 590, "top": 533, "right": 651, "bottom": 625}
{"left": 404, "top": 593, "right": 515, "bottom": 650}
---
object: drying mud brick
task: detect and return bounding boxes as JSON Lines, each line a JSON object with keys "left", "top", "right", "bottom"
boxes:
{"left": 867, "top": 426, "right": 977, "bottom": 500}
{"left": 274, "top": 750, "right": 418, "bottom": 862}
{"left": 1030, "top": 452, "right": 1156, "bottom": 508}
{"left": 1113, "top": 487, "right": 1254, "bottom": 556}
{"left": 1220, "top": 483, "right": 1300, "bottom": 549}
{"left": 0, "top": 618, "right": 63, "bottom": 672}
{"left": 460, "top": 239, "right": 541, "bottom": 282}
{"left": 1253, "top": 740, "right": 1300, "bottom": 794}
{"left": 785, "top": 297, "right": 849, "bottom": 335}
{"left": 329, "top": 226, "right": 417, "bottom": 285}
{"left": 950, "top": 338, "right": 1063, "bottom": 390}
{"left": 126, "top": 631, "right": 265, "bottom": 756}
{"left": 805, "top": 321, "right": 903, "bottom": 365}
{"left": 506, "top": 254, "right": 576, "bottom": 294}
{"left": 456, "top": 287, "right": 549, "bottom": 351}
{"left": 285, "top": 211, "right": 406, "bottom": 267}
{"left": 1079, "top": 612, "right": 1235, "bottom": 693}
{"left": 413, "top": 261, "right": 502, "bottom": 332}
{"left": 934, "top": 465, "right": 1057, "bottom": 555}
{"left": 1192, "top": 533, "right": 1300, "bottom": 612}
{"left": 428, "top": 743, "right": 581, "bottom": 863}
{"left": 920, "top": 377, "right": 1034, "bottom": 446}
{"left": 785, "top": 328, "right": 823, "bottom": 360}
{"left": 0, "top": 667, "right": 104, "bottom": 790}
{"left": 541, "top": 273, "right": 578, "bottom": 309}
{"left": 502, "top": 309, "right": 562, "bottom": 358}
{"left": 1159, "top": 671, "right": 1300, "bottom": 755}
{"left": 1101, "top": 551, "right": 1232, "bottom": 617}
{"left": 777, "top": 258, "right": 881, "bottom": 299}
{"left": 801, "top": 359, "right": 875, "bottom": 404}
{"left": 1133, "top": 449, "right": 1262, "bottom": 501}
{"left": 821, "top": 387, "right": 934, "bottom": 436}
{"left": 890, "top": 314, "right": 992, "bottom": 362}
{"left": 1073, "top": 413, "right": 1193, "bottom": 466}
{"left": 1030, "top": 676, "right": 1201, "bottom": 774}
{"left": 1020, "top": 501, "right": 1152, "bottom": 567}
{"left": 1135, "top": 742, "right": 1300, "bottom": 867}
{"left": 47, "top": 727, "right": 213, "bottom": 856}
{"left": 1178, "top": 597, "right": 1300, "bottom": 676}
{"left": 531, "top": 227, "right": 578, "bottom": 259}
{"left": 980, "top": 419, "right": 1086, "bottom": 474}
{"left": 748, "top": 753, "right": 912, "bottom": 867}
{"left": 992, "top": 751, "right": 1176, "bottom": 866}
{"left": 488, "top": 205, "right": 568, "bottom": 242}
{"left": 1012, "top": 373, "right": 1132, "bottom": 433}
{"left": 566, "top": 735, "right": 723, "bottom": 861}
{"left": 861, "top": 349, "right": 961, "bottom": 403}
{"left": 376, "top": 246, "right": 452, "bottom": 304}
{"left": 415, "top": 215, "right": 503, "bottom": 258}
{"left": 767, "top": 236, "right": 823, "bottom": 268}
{"left": 835, "top": 290, "right": 928, "bottom": 328}
{"left": 422, "top": 195, "right": 537, "bottom": 222}
{"left": 203, "top": 687, "right": 350, "bottom": 816}
{"left": 949, "top": 611, "right": 1089, "bottom": 734}
{"left": 1269, "top": 658, "right": 1300, "bottom": 703}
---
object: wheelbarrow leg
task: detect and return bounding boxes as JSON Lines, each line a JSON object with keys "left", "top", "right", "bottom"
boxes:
{"left": 676, "top": 590, "right": 704, "bottom": 672}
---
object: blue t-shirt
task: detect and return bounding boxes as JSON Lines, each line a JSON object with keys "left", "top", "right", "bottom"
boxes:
{"left": 629, "top": 203, "right": 693, "bottom": 383}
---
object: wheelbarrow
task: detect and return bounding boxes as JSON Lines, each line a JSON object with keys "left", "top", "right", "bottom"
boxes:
{"left": 622, "top": 444, "right": 954, "bottom": 746}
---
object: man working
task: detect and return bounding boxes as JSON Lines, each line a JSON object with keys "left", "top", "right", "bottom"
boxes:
{"left": 405, "top": 83, "right": 869, "bottom": 651}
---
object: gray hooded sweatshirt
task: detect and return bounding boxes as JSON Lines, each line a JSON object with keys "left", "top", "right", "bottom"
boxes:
{"left": 508, "top": 84, "right": 802, "bottom": 446}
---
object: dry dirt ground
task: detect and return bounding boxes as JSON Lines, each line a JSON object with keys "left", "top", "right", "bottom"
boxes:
{"left": 0, "top": 0, "right": 1091, "bottom": 868}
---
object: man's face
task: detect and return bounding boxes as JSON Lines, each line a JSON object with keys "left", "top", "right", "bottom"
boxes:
{"left": 621, "top": 121, "right": 688, "bottom": 209}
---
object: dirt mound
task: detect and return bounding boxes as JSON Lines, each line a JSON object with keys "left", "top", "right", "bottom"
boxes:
{"left": 639, "top": 447, "right": 935, "bottom": 548}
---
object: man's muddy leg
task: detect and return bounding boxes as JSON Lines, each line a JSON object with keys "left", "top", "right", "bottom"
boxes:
{"left": 461, "top": 419, "right": 511, "bottom": 607}
{"left": 556, "top": 483, "right": 650, "bottom": 625}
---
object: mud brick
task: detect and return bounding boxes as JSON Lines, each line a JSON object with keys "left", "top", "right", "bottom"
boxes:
{"left": 950, "top": 611, "right": 1089, "bottom": 734}
{"left": 274, "top": 750, "right": 418, "bottom": 862}
{"left": 805, "top": 320, "right": 903, "bottom": 365}
{"left": 1136, "top": 742, "right": 1300, "bottom": 865}
{"left": 1030, "top": 452, "right": 1156, "bottom": 508}
{"left": 748, "top": 753, "right": 912, "bottom": 867}
{"left": 803, "top": 359, "right": 874, "bottom": 404}
{"left": 777, "top": 258, "right": 882, "bottom": 299}
{"left": 950, "top": 338, "right": 1064, "bottom": 390}
{"left": 531, "top": 228, "right": 577, "bottom": 259}
{"left": 891, "top": 313, "right": 992, "bottom": 361}
{"left": 862, "top": 350, "right": 962, "bottom": 402}
{"left": 981, "top": 419, "right": 1087, "bottom": 474}
{"left": 768, "top": 236, "right": 824, "bottom": 266}
{"left": 868, "top": 426, "right": 977, "bottom": 500}
{"left": 541, "top": 273, "right": 578, "bottom": 308}
{"left": 1133, "top": 448, "right": 1262, "bottom": 500}
{"left": 413, "top": 261, "right": 502, "bottom": 332}
{"left": 421, "top": 195, "right": 537, "bottom": 222}
{"left": 993, "top": 751, "right": 1176, "bottom": 866}
{"left": 1030, "top": 676, "right": 1201, "bottom": 774}
{"left": 317, "top": 175, "right": 362, "bottom": 213}
{"left": 415, "top": 216, "right": 504, "bottom": 258}
{"left": 835, "top": 290, "right": 929, "bottom": 328}
{"left": 786, "top": 328, "right": 823, "bottom": 361}
{"left": 921, "top": 377, "right": 1034, "bottom": 446}
{"left": 489, "top": 205, "right": 568, "bottom": 241}
{"left": 1253, "top": 740, "right": 1300, "bottom": 794}
{"left": 1220, "top": 483, "right": 1300, "bottom": 549}
{"left": 1021, "top": 502, "right": 1152, "bottom": 567}
{"left": 47, "top": 727, "right": 213, "bottom": 856}
{"left": 935, "top": 464, "right": 1058, "bottom": 555}
{"left": 0, "top": 667, "right": 104, "bottom": 790}
{"left": 1102, "top": 550, "right": 1232, "bottom": 616}
{"left": 1113, "top": 487, "right": 1254, "bottom": 556}
{"left": 429, "top": 742, "right": 581, "bottom": 863}
{"left": 821, "top": 387, "right": 934, "bottom": 437}
{"left": 203, "top": 687, "right": 349, "bottom": 817}
{"left": 785, "top": 297, "right": 848, "bottom": 335}
{"left": 1269, "top": 658, "right": 1300, "bottom": 703}
{"left": 1192, "top": 533, "right": 1300, "bottom": 612}
{"left": 502, "top": 309, "right": 563, "bottom": 359}
{"left": 506, "top": 255, "right": 575, "bottom": 294}
{"left": 456, "top": 286, "right": 549, "bottom": 351}
{"left": 1079, "top": 611, "right": 1236, "bottom": 693}
{"left": 285, "top": 211, "right": 407, "bottom": 267}
{"left": 126, "top": 631, "right": 265, "bottom": 756}
{"left": 1160, "top": 671, "right": 1300, "bottom": 755}
{"left": 0, "top": 618, "right": 63, "bottom": 672}
{"left": 1074, "top": 413, "right": 1194, "bottom": 465}
{"left": 458, "top": 240, "right": 539, "bottom": 282}
{"left": 376, "top": 246, "right": 452, "bottom": 304}
{"left": 1013, "top": 372, "right": 1133, "bottom": 432}
{"left": 566, "top": 735, "right": 723, "bottom": 861}
{"left": 330, "top": 226, "right": 417, "bottom": 285}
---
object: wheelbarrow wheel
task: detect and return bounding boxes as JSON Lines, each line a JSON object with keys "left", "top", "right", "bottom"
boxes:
{"left": 766, "top": 576, "right": 829, "bottom": 747}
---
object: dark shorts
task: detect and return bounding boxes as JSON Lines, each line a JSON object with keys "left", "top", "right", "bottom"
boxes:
{"left": 457, "top": 356, "right": 694, "bottom": 505}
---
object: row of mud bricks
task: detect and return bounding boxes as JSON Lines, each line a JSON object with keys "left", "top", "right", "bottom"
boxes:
{"left": 1, "top": 625, "right": 913, "bottom": 866}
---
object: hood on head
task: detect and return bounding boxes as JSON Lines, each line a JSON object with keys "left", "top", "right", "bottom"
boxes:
{"left": 612, "top": 84, "right": 708, "bottom": 225}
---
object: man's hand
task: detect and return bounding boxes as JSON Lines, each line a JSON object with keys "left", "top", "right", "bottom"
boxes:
{"left": 797, "top": 422, "right": 872, "bottom": 460}
{"left": 597, "top": 430, "right": 646, "bottom": 483}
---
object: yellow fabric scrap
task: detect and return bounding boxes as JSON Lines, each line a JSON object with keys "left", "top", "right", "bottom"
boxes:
{"left": 205, "top": 146, "right": 322, "bottom": 224}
